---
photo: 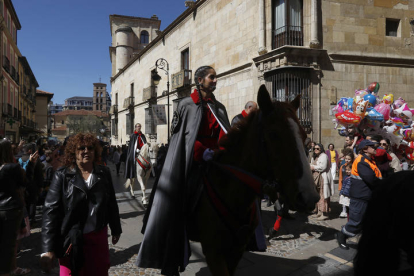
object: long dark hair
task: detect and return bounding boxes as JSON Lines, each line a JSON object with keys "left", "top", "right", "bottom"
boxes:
{"left": 312, "top": 143, "right": 325, "bottom": 160}
{"left": 0, "top": 139, "right": 14, "bottom": 166}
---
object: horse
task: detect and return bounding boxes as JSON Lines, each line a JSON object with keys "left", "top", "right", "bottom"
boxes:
{"left": 125, "top": 143, "right": 158, "bottom": 206}
{"left": 191, "top": 85, "right": 320, "bottom": 276}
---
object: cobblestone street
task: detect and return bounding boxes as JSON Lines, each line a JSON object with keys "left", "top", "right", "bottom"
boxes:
{"left": 15, "top": 163, "right": 356, "bottom": 275}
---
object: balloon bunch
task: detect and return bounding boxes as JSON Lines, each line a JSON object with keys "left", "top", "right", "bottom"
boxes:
{"left": 331, "top": 82, "right": 414, "bottom": 160}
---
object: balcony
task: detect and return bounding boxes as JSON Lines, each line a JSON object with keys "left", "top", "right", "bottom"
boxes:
{"left": 23, "top": 116, "right": 27, "bottom": 126}
{"left": 171, "top": 69, "right": 192, "bottom": 90}
{"left": 10, "top": 66, "right": 16, "bottom": 81}
{"left": 273, "top": 25, "right": 303, "bottom": 49}
{"left": 142, "top": 86, "right": 157, "bottom": 101}
{"left": 7, "top": 104, "right": 12, "bottom": 116}
{"left": 18, "top": 111, "right": 21, "bottom": 121}
{"left": 3, "top": 55, "right": 10, "bottom": 73}
{"left": 109, "top": 104, "right": 118, "bottom": 115}
{"left": 122, "top": 96, "right": 134, "bottom": 109}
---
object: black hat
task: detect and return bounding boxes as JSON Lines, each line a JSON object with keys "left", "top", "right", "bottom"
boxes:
{"left": 358, "top": 139, "right": 376, "bottom": 152}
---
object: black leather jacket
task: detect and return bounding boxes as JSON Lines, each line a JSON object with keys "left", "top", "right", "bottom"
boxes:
{"left": 0, "top": 162, "right": 34, "bottom": 211}
{"left": 41, "top": 165, "right": 122, "bottom": 257}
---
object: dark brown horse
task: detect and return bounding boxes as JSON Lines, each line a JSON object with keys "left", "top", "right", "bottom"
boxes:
{"left": 193, "top": 85, "right": 320, "bottom": 276}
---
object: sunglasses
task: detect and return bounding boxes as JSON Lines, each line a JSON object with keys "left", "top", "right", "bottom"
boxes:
{"left": 380, "top": 143, "right": 388, "bottom": 146}
{"left": 77, "top": 146, "right": 94, "bottom": 151}
{"left": 314, "top": 148, "right": 321, "bottom": 150}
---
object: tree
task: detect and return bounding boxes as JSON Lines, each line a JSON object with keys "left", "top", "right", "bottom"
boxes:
{"left": 66, "top": 115, "right": 105, "bottom": 136}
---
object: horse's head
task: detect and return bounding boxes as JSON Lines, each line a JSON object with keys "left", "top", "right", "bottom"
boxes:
{"left": 256, "top": 85, "right": 319, "bottom": 212}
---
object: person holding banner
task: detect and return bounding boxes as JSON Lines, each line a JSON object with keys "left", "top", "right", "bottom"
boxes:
{"left": 136, "top": 66, "right": 231, "bottom": 275}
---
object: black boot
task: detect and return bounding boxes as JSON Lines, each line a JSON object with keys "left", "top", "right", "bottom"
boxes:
{"left": 335, "top": 231, "right": 349, "bottom": 250}
{"left": 268, "top": 228, "right": 278, "bottom": 240}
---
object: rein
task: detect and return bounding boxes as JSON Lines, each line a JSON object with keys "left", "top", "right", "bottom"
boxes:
{"left": 136, "top": 148, "right": 151, "bottom": 174}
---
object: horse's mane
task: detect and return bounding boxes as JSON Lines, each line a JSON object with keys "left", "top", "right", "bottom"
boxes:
{"left": 218, "top": 100, "right": 306, "bottom": 189}
{"left": 140, "top": 143, "right": 150, "bottom": 160}
{"left": 220, "top": 100, "right": 305, "bottom": 151}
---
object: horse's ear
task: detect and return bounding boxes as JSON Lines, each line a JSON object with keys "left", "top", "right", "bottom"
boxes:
{"left": 257, "top": 84, "right": 273, "bottom": 115}
{"left": 290, "top": 95, "right": 301, "bottom": 111}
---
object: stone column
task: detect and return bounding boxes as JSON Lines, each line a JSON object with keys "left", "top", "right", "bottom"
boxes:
{"left": 258, "top": 0, "right": 267, "bottom": 55}
{"left": 310, "top": 0, "right": 320, "bottom": 48}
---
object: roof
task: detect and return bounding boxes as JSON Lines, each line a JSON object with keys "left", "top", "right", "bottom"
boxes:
{"left": 65, "top": 96, "right": 93, "bottom": 101}
{"left": 36, "top": 89, "right": 54, "bottom": 103}
{"left": 53, "top": 110, "right": 109, "bottom": 118}
{"left": 36, "top": 89, "right": 54, "bottom": 95}
{"left": 52, "top": 126, "right": 67, "bottom": 131}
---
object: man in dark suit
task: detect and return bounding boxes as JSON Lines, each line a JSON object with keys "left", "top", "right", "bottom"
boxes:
{"left": 231, "top": 101, "right": 258, "bottom": 127}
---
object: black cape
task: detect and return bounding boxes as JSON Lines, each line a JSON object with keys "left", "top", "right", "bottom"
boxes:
{"left": 124, "top": 133, "right": 147, "bottom": 179}
{"left": 230, "top": 113, "right": 244, "bottom": 127}
{"left": 136, "top": 96, "right": 230, "bottom": 275}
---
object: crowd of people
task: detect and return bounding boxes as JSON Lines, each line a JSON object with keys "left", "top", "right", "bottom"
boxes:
{"left": 1, "top": 66, "right": 413, "bottom": 275}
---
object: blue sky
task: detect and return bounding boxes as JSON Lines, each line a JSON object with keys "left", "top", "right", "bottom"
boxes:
{"left": 12, "top": 0, "right": 188, "bottom": 104}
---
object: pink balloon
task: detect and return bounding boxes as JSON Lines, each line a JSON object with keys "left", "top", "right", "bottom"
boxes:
{"left": 374, "top": 103, "right": 391, "bottom": 121}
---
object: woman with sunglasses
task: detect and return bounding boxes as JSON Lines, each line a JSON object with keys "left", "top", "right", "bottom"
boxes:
{"left": 40, "top": 133, "right": 122, "bottom": 275}
{"left": 310, "top": 143, "right": 334, "bottom": 220}
{"left": 379, "top": 138, "right": 402, "bottom": 175}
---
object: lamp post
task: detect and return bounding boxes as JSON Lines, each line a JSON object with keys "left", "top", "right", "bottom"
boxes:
{"left": 152, "top": 58, "right": 170, "bottom": 143}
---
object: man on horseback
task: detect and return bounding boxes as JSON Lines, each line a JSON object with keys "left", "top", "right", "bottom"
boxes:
{"left": 136, "top": 66, "right": 231, "bottom": 275}
{"left": 230, "top": 101, "right": 257, "bottom": 127}
{"left": 125, "top": 123, "right": 147, "bottom": 198}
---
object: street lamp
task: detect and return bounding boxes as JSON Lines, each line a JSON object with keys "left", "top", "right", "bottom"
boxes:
{"left": 152, "top": 58, "right": 170, "bottom": 143}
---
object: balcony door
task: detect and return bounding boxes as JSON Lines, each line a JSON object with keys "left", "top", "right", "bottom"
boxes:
{"left": 273, "top": 0, "right": 303, "bottom": 49}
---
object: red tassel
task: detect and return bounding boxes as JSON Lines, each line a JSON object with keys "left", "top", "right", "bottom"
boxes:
{"left": 273, "top": 215, "right": 282, "bottom": 231}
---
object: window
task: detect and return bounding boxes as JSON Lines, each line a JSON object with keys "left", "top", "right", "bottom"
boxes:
{"left": 386, "top": 18, "right": 401, "bottom": 37}
{"left": 181, "top": 48, "right": 190, "bottom": 84}
{"left": 111, "top": 118, "right": 118, "bottom": 136}
{"left": 272, "top": 0, "right": 303, "bottom": 49}
{"left": 130, "top": 83, "right": 134, "bottom": 97}
{"left": 265, "top": 68, "right": 312, "bottom": 133}
{"left": 126, "top": 114, "right": 131, "bottom": 135}
{"left": 140, "top": 30, "right": 149, "bottom": 44}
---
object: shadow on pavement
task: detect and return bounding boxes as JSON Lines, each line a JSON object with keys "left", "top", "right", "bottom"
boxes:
{"left": 195, "top": 255, "right": 327, "bottom": 276}
{"left": 261, "top": 208, "right": 338, "bottom": 243}
{"left": 119, "top": 210, "right": 146, "bottom": 220}
{"left": 109, "top": 243, "right": 141, "bottom": 267}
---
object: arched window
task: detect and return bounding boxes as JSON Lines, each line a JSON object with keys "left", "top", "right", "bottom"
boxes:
{"left": 140, "top": 30, "right": 149, "bottom": 44}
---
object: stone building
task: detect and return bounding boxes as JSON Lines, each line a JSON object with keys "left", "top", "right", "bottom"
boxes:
{"left": 93, "top": 82, "right": 111, "bottom": 112}
{"left": 1, "top": 0, "right": 39, "bottom": 142}
{"left": 51, "top": 109, "right": 110, "bottom": 142}
{"left": 49, "top": 102, "right": 63, "bottom": 115}
{"left": 110, "top": 0, "right": 414, "bottom": 147}
{"left": 35, "top": 89, "right": 53, "bottom": 137}
{"left": 63, "top": 96, "right": 93, "bottom": 111}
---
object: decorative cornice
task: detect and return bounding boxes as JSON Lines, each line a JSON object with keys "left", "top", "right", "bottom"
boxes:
{"left": 253, "top": 46, "right": 327, "bottom": 74}
{"left": 115, "top": 27, "right": 133, "bottom": 33}
{"left": 329, "top": 54, "right": 414, "bottom": 68}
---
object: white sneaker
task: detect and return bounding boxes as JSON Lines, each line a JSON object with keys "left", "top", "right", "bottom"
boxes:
{"left": 339, "top": 212, "right": 347, "bottom": 218}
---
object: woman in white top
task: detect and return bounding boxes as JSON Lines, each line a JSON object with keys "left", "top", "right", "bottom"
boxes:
{"left": 310, "top": 143, "right": 334, "bottom": 220}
